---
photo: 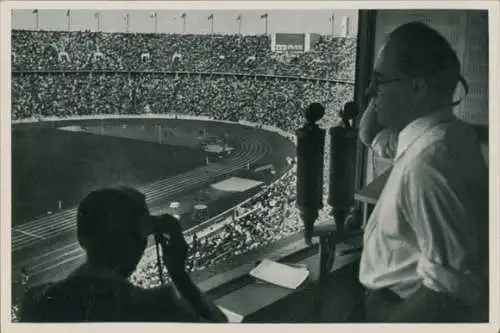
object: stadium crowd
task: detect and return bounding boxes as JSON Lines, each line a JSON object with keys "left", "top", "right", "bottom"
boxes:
{"left": 12, "top": 73, "right": 352, "bottom": 132}
{"left": 129, "top": 168, "right": 301, "bottom": 289}
{"left": 12, "top": 30, "right": 355, "bottom": 80}
{"left": 11, "top": 29, "right": 355, "bottom": 315}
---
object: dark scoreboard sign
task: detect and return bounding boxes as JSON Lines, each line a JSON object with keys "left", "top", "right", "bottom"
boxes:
{"left": 275, "top": 33, "right": 306, "bottom": 52}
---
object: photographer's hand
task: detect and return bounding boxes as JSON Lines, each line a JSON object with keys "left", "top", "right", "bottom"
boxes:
{"left": 153, "top": 215, "right": 188, "bottom": 274}
{"left": 154, "top": 215, "right": 228, "bottom": 323}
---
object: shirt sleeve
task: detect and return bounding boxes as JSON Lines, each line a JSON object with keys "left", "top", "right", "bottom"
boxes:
{"left": 371, "top": 129, "right": 397, "bottom": 160}
{"left": 402, "top": 162, "right": 487, "bottom": 307}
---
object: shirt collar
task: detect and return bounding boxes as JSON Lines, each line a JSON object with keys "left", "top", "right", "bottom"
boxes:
{"left": 395, "top": 109, "right": 455, "bottom": 159}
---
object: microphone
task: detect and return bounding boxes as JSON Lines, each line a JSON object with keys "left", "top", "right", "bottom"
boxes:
{"left": 340, "top": 101, "right": 358, "bottom": 129}
{"left": 295, "top": 103, "right": 326, "bottom": 244}
{"left": 328, "top": 102, "right": 359, "bottom": 236}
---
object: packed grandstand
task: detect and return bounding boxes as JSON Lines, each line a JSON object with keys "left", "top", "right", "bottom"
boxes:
{"left": 11, "top": 30, "right": 356, "bottom": 317}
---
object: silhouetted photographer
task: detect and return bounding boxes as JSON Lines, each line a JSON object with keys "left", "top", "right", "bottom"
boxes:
{"left": 19, "top": 187, "right": 228, "bottom": 322}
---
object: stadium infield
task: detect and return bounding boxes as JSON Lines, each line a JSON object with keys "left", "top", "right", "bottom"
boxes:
{"left": 12, "top": 126, "right": 210, "bottom": 224}
{"left": 13, "top": 118, "right": 296, "bottom": 224}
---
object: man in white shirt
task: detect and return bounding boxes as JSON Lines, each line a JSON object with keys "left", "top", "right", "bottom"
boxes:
{"left": 357, "top": 22, "right": 488, "bottom": 322}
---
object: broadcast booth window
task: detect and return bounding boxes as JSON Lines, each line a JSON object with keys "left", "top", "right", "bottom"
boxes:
{"left": 9, "top": 8, "right": 490, "bottom": 324}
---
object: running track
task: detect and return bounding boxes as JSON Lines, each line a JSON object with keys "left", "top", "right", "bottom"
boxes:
{"left": 12, "top": 122, "right": 274, "bottom": 284}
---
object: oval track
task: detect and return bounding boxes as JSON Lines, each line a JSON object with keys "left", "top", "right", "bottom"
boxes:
{"left": 12, "top": 123, "right": 271, "bottom": 252}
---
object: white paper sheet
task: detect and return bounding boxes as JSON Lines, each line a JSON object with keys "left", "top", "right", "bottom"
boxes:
{"left": 249, "top": 259, "right": 309, "bottom": 290}
{"left": 217, "top": 305, "right": 244, "bottom": 323}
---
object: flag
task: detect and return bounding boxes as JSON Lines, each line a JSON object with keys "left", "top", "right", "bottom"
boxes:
{"left": 181, "top": 12, "right": 186, "bottom": 19}
{"left": 150, "top": 12, "right": 157, "bottom": 18}
{"left": 236, "top": 14, "right": 241, "bottom": 20}
{"left": 208, "top": 14, "right": 213, "bottom": 20}
{"left": 32, "top": 9, "right": 38, "bottom": 14}
{"left": 124, "top": 13, "right": 129, "bottom": 20}
{"left": 260, "top": 13, "right": 268, "bottom": 19}
{"left": 66, "top": 10, "right": 70, "bottom": 17}
{"left": 94, "top": 11, "right": 100, "bottom": 18}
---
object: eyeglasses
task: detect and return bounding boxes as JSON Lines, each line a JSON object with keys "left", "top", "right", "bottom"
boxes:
{"left": 365, "top": 71, "right": 470, "bottom": 107}
{"left": 365, "top": 75, "right": 413, "bottom": 98}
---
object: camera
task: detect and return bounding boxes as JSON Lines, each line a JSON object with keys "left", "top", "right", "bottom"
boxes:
{"left": 144, "top": 213, "right": 181, "bottom": 238}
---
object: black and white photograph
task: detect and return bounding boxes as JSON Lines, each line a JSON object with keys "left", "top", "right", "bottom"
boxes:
{"left": 1, "top": 1, "right": 498, "bottom": 331}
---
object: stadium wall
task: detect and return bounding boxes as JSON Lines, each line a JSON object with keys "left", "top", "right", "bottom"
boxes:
{"left": 12, "top": 113, "right": 297, "bottom": 145}
{"left": 11, "top": 70, "right": 355, "bottom": 86}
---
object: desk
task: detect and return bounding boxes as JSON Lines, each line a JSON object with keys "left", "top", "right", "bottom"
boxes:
{"left": 214, "top": 240, "right": 361, "bottom": 323}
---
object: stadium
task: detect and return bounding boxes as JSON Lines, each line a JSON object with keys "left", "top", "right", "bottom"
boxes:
{"left": 10, "top": 16, "right": 356, "bottom": 321}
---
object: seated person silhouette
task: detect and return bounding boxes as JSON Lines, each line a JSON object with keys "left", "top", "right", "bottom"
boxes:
{"left": 19, "top": 187, "right": 228, "bottom": 322}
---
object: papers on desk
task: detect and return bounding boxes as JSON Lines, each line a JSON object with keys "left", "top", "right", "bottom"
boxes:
{"left": 249, "top": 259, "right": 310, "bottom": 290}
{"left": 217, "top": 305, "right": 244, "bottom": 323}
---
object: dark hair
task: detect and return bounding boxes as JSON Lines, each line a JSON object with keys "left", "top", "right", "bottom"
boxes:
{"left": 76, "top": 187, "right": 148, "bottom": 265}
{"left": 387, "top": 22, "right": 461, "bottom": 96}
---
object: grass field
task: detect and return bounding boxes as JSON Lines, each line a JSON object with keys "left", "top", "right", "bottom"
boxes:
{"left": 12, "top": 118, "right": 296, "bottom": 227}
{"left": 12, "top": 126, "right": 209, "bottom": 225}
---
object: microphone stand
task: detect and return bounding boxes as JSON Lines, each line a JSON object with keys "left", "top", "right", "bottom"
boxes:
{"left": 153, "top": 231, "right": 195, "bottom": 286}
{"left": 296, "top": 102, "right": 359, "bottom": 321}
{"left": 154, "top": 233, "right": 166, "bottom": 285}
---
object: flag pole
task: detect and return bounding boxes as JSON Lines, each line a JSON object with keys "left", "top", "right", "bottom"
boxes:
{"left": 125, "top": 13, "right": 130, "bottom": 33}
{"left": 330, "top": 14, "right": 335, "bottom": 36}
{"left": 181, "top": 13, "right": 186, "bottom": 33}
{"left": 150, "top": 13, "right": 158, "bottom": 33}
{"left": 33, "top": 10, "right": 39, "bottom": 31}
{"left": 261, "top": 13, "right": 268, "bottom": 35}
{"left": 67, "top": 10, "right": 71, "bottom": 31}
{"left": 95, "top": 11, "right": 101, "bottom": 32}
{"left": 208, "top": 14, "right": 214, "bottom": 34}
{"left": 237, "top": 15, "right": 242, "bottom": 35}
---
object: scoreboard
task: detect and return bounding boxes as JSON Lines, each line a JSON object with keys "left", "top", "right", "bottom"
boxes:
{"left": 274, "top": 33, "right": 306, "bottom": 52}
{"left": 271, "top": 33, "right": 322, "bottom": 53}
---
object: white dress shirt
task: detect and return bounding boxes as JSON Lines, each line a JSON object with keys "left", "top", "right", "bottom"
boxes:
{"left": 359, "top": 110, "right": 488, "bottom": 308}
{"left": 371, "top": 128, "right": 398, "bottom": 160}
